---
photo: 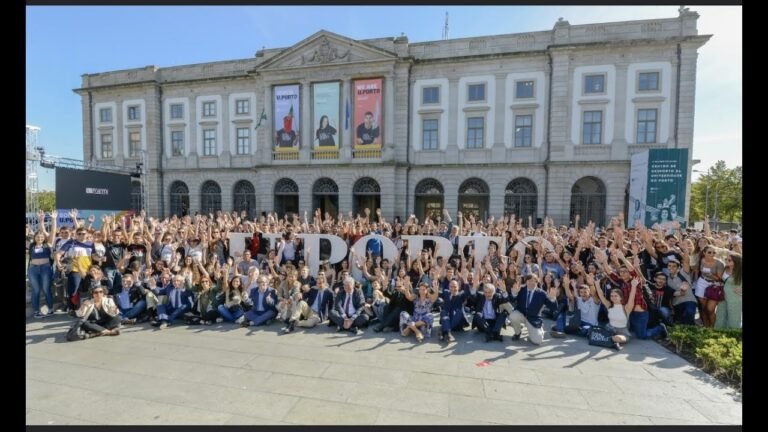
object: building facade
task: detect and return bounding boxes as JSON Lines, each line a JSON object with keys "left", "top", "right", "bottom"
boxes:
{"left": 75, "top": 10, "right": 709, "bottom": 226}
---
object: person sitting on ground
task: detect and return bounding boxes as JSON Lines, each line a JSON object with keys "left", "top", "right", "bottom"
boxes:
{"left": 114, "top": 273, "right": 148, "bottom": 325}
{"left": 296, "top": 275, "right": 334, "bottom": 329}
{"left": 75, "top": 282, "right": 121, "bottom": 338}
{"left": 593, "top": 272, "right": 636, "bottom": 350}
{"left": 242, "top": 275, "right": 278, "bottom": 327}
{"left": 438, "top": 277, "right": 471, "bottom": 343}
{"left": 400, "top": 280, "right": 440, "bottom": 342}
{"left": 470, "top": 282, "right": 510, "bottom": 342}
{"left": 329, "top": 277, "right": 369, "bottom": 334}
{"left": 153, "top": 274, "right": 195, "bottom": 329}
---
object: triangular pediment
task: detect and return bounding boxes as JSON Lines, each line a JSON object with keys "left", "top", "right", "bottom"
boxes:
{"left": 255, "top": 30, "right": 398, "bottom": 71}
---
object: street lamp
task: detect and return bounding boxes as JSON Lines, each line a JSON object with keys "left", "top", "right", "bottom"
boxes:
{"left": 692, "top": 169, "right": 709, "bottom": 220}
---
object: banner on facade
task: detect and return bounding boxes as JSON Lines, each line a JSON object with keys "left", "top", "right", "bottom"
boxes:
{"left": 273, "top": 84, "right": 301, "bottom": 152}
{"left": 312, "top": 82, "right": 341, "bottom": 149}
{"left": 353, "top": 78, "right": 383, "bottom": 150}
{"left": 629, "top": 149, "right": 689, "bottom": 229}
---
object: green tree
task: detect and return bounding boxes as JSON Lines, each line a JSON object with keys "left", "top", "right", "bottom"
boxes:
{"left": 690, "top": 161, "right": 741, "bottom": 223}
{"left": 35, "top": 191, "right": 56, "bottom": 213}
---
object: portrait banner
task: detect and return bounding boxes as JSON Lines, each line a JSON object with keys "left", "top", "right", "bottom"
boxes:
{"left": 273, "top": 84, "right": 300, "bottom": 152}
{"left": 353, "top": 78, "right": 383, "bottom": 150}
{"left": 312, "top": 82, "right": 341, "bottom": 149}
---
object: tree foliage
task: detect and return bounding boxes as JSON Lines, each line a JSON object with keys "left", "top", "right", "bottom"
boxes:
{"left": 34, "top": 191, "right": 55, "bottom": 213}
{"left": 690, "top": 161, "right": 741, "bottom": 223}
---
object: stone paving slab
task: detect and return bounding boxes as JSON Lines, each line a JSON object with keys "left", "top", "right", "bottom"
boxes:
{"left": 25, "top": 314, "right": 742, "bottom": 425}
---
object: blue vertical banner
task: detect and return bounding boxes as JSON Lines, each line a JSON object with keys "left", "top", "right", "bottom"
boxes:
{"left": 630, "top": 149, "right": 688, "bottom": 229}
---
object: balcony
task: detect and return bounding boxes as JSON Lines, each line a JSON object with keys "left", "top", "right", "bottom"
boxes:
{"left": 352, "top": 148, "right": 382, "bottom": 159}
{"left": 272, "top": 150, "right": 299, "bottom": 161}
{"left": 311, "top": 149, "right": 340, "bottom": 160}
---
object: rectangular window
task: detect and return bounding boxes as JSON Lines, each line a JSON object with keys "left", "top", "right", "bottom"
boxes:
{"left": 422, "top": 87, "right": 439, "bottom": 104}
{"left": 99, "top": 108, "right": 112, "bottom": 123}
{"left": 636, "top": 109, "right": 657, "bottom": 144}
{"left": 422, "top": 119, "right": 438, "bottom": 150}
{"left": 203, "top": 101, "right": 216, "bottom": 117}
{"left": 203, "top": 129, "right": 216, "bottom": 155}
{"left": 468, "top": 83, "right": 486, "bottom": 102}
{"left": 100, "top": 134, "right": 113, "bottom": 158}
{"left": 514, "top": 115, "right": 533, "bottom": 147}
{"left": 516, "top": 81, "right": 534, "bottom": 99}
{"left": 582, "top": 111, "right": 602, "bottom": 145}
{"left": 236, "top": 99, "right": 250, "bottom": 115}
{"left": 170, "top": 104, "right": 184, "bottom": 119}
{"left": 236, "top": 127, "right": 250, "bottom": 154}
{"left": 127, "top": 106, "right": 140, "bottom": 121}
{"left": 639, "top": 72, "right": 659, "bottom": 91}
{"left": 129, "top": 131, "right": 141, "bottom": 157}
{"left": 171, "top": 131, "right": 184, "bottom": 156}
{"left": 584, "top": 74, "right": 605, "bottom": 94}
{"left": 466, "top": 117, "right": 484, "bottom": 149}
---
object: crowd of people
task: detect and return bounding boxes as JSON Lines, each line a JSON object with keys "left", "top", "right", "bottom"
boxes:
{"left": 26, "top": 208, "right": 742, "bottom": 349}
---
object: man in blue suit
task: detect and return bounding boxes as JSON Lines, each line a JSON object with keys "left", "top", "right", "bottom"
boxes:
{"left": 242, "top": 275, "right": 278, "bottom": 327}
{"left": 471, "top": 284, "right": 510, "bottom": 342}
{"left": 439, "top": 279, "right": 471, "bottom": 342}
{"left": 329, "top": 277, "right": 369, "bottom": 333}
{"left": 153, "top": 274, "right": 195, "bottom": 329}
{"left": 508, "top": 274, "right": 558, "bottom": 345}
{"left": 296, "top": 277, "right": 334, "bottom": 329}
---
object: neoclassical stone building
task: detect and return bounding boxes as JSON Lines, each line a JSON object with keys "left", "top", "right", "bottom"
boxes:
{"left": 75, "top": 9, "right": 709, "bottom": 226}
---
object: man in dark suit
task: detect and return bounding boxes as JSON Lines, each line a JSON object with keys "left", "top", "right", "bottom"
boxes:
{"left": 471, "top": 284, "right": 510, "bottom": 342}
{"left": 372, "top": 277, "right": 412, "bottom": 332}
{"left": 243, "top": 275, "right": 278, "bottom": 327}
{"left": 153, "top": 274, "right": 195, "bottom": 329}
{"left": 297, "top": 278, "right": 334, "bottom": 329}
{"left": 439, "top": 279, "right": 472, "bottom": 342}
{"left": 329, "top": 277, "right": 369, "bottom": 333}
{"left": 508, "top": 274, "right": 558, "bottom": 345}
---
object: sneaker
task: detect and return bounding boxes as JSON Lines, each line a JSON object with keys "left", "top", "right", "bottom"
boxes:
{"left": 33, "top": 312, "right": 44, "bottom": 319}
{"left": 447, "top": 332, "right": 456, "bottom": 343}
{"left": 372, "top": 325, "right": 383, "bottom": 333}
{"left": 510, "top": 333, "right": 521, "bottom": 341}
{"left": 46, "top": 310, "right": 55, "bottom": 316}
{"left": 235, "top": 316, "right": 245, "bottom": 325}
{"left": 550, "top": 330, "right": 566, "bottom": 338}
{"left": 159, "top": 322, "right": 168, "bottom": 330}
{"left": 288, "top": 321, "right": 296, "bottom": 333}
{"left": 216, "top": 317, "right": 224, "bottom": 324}
{"left": 612, "top": 342, "right": 623, "bottom": 351}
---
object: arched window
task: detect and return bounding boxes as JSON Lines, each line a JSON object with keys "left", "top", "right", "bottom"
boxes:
{"left": 200, "top": 180, "right": 222, "bottom": 215}
{"left": 274, "top": 178, "right": 299, "bottom": 218}
{"left": 353, "top": 177, "right": 381, "bottom": 221}
{"left": 130, "top": 181, "right": 143, "bottom": 213}
{"left": 458, "top": 178, "right": 489, "bottom": 221}
{"left": 312, "top": 178, "right": 339, "bottom": 219}
{"left": 414, "top": 178, "right": 444, "bottom": 223}
{"left": 504, "top": 178, "right": 537, "bottom": 222}
{"left": 169, "top": 181, "right": 189, "bottom": 217}
{"left": 570, "top": 176, "right": 607, "bottom": 227}
{"left": 233, "top": 180, "right": 256, "bottom": 219}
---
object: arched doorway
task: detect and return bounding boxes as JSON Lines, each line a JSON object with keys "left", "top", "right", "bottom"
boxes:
{"left": 169, "top": 181, "right": 189, "bottom": 217}
{"left": 458, "top": 178, "right": 489, "bottom": 222}
{"left": 274, "top": 178, "right": 299, "bottom": 218}
{"left": 233, "top": 180, "right": 256, "bottom": 219}
{"left": 353, "top": 177, "right": 381, "bottom": 221}
{"left": 504, "top": 178, "right": 537, "bottom": 222}
{"left": 570, "top": 176, "right": 606, "bottom": 227}
{"left": 414, "top": 178, "right": 444, "bottom": 223}
{"left": 200, "top": 180, "right": 222, "bottom": 215}
{"left": 312, "top": 178, "right": 339, "bottom": 219}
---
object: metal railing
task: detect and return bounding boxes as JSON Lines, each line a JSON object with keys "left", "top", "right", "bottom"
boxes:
{"left": 311, "top": 149, "right": 340, "bottom": 160}
{"left": 273, "top": 151, "right": 299, "bottom": 161}
{"left": 352, "top": 148, "right": 382, "bottom": 159}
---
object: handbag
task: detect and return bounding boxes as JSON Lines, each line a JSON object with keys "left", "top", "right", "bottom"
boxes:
{"left": 704, "top": 282, "right": 725, "bottom": 302}
{"left": 588, "top": 326, "right": 616, "bottom": 348}
{"left": 66, "top": 319, "right": 87, "bottom": 342}
{"left": 564, "top": 309, "right": 582, "bottom": 335}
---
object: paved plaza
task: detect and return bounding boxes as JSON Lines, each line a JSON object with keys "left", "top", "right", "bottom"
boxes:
{"left": 26, "top": 314, "right": 742, "bottom": 425}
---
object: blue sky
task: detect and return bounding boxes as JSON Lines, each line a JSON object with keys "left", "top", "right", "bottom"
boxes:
{"left": 26, "top": 6, "right": 741, "bottom": 191}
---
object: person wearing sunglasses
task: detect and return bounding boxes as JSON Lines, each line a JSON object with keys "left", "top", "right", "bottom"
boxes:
{"left": 74, "top": 283, "right": 121, "bottom": 337}
{"left": 694, "top": 245, "right": 725, "bottom": 327}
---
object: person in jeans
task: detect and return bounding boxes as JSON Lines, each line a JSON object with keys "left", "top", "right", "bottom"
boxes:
{"left": 554, "top": 274, "right": 600, "bottom": 337}
{"left": 597, "top": 250, "right": 667, "bottom": 340}
{"left": 243, "top": 275, "right": 278, "bottom": 327}
{"left": 153, "top": 274, "right": 194, "bottom": 329}
{"left": 664, "top": 256, "right": 697, "bottom": 325}
{"left": 29, "top": 211, "right": 56, "bottom": 318}
{"left": 114, "top": 273, "right": 148, "bottom": 325}
{"left": 593, "top": 273, "right": 635, "bottom": 350}
{"left": 217, "top": 272, "right": 246, "bottom": 324}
